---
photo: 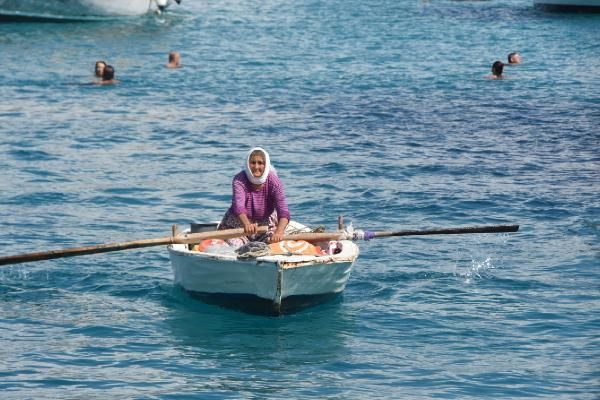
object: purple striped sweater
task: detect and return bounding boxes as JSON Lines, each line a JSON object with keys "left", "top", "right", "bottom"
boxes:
{"left": 228, "top": 170, "right": 290, "bottom": 222}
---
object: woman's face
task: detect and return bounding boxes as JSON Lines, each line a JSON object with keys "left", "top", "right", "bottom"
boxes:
{"left": 248, "top": 153, "right": 266, "bottom": 177}
{"left": 95, "top": 62, "right": 106, "bottom": 77}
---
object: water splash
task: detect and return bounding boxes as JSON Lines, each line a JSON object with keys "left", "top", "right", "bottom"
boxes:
{"left": 463, "top": 256, "right": 494, "bottom": 284}
{"left": 452, "top": 233, "right": 511, "bottom": 283}
{"left": 0, "top": 265, "right": 31, "bottom": 282}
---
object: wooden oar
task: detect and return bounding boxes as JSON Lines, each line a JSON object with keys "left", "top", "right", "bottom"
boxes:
{"left": 370, "top": 224, "right": 520, "bottom": 237}
{"left": 283, "top": 224, "right": 519, "bottom": 243}
{"left": 0, "top": 224, "right": 518, "bottom": 266}
{"left": 0, "top": 226, "right": 268, "bottom": 266}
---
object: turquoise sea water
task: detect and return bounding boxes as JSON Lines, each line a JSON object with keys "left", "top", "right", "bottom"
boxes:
{"left": 0, "top": 0, "right": 598, "bottom": 398}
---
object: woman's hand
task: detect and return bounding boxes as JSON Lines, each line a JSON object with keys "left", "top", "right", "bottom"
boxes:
{"left": 243, "top": 222, "right": 258, "bottom": 235}
{"left": 238, "top": 214, "right": 257, "bottom": 235}
{"left": 270, "top": 229, "right": 285, "bottom": 243}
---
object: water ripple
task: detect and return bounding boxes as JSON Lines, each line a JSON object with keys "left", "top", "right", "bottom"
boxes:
{"left": 0, "top": 0, "right": 598, "bottom": 398}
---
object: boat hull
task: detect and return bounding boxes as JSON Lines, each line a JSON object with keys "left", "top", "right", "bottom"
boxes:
{"left": 534, "top": 0, "right": 600, "bottom": 11}
{"left": 168, "top": 240, "right": 359, "bottom": 314}
{"left": 0, "top": 0, "right": 171, "bottom": 20}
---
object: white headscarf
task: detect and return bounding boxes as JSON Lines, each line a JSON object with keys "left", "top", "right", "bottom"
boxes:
{"left": 244, "top": 147, "right": 273, "bottom": 185}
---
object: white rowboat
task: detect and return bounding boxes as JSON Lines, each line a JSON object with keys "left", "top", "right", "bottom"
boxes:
{"left": 168, "top": 222, "right": 360, "bottom": 314}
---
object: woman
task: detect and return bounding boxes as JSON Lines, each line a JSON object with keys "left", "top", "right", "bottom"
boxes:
{"left": 94, "top": 60, "right": 106, "bottom": 78}
{"left": 219, "top": 147, "right": 290, "bottom": 247}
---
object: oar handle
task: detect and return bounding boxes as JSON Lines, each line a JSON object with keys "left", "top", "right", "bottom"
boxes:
{"left": 282, "top": 232, "right": 345, "bottom": 242}
{"left": 174, "top": 226, "right": 268, "bottom": 244}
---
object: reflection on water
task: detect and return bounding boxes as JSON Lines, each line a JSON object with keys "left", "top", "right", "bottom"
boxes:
{"left": 161, "top": 287, "right": 355, "bottom": 368}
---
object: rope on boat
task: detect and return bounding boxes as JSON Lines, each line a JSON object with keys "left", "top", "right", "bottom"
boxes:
{"left": 234, "top": 225, "right": 328, "bottom": 259}
{"left": 285, "top": 225, "right": 325, "bottom": 235}
{"left": 235, "top": 226, "right": 336, "bottom": 259}
{"left": 349, "top": 229, "right": 375, "bottom": 241}
{"left": 236, "top": 241, "right": 270, "bottom": 259}
{"left": 344, "top": 222, "right": 375, "bottom": 241}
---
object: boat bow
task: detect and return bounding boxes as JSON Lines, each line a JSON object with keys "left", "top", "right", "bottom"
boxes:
{"left": 0, "top": 0, "right": 182, "bottom": 20}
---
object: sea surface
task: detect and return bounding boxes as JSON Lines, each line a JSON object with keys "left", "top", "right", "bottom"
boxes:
{"left": 0, "top": 0, "right": 598, "bottom": 398}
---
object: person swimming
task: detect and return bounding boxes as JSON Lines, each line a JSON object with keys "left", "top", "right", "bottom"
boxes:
{"left": 489, "top": 61, "right": 504, "bottom": 79}
{"left": 96, "top": 64, "right": 119, "bottom": 85}
{"left": 166, "top": 51, "right": 181, "bottom": 68}
{"left": 507, "top": 52, "right": 522, "bottom": 65}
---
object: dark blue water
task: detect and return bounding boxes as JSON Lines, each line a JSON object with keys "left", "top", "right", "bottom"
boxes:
{"left": 1, "top": 1, "right": 598, "bottom": 398}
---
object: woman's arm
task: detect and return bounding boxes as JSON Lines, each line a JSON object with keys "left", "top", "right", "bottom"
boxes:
{"left": 270, "top": 217, "right": 289, "bottom": 243}
{"left": 270, "top": 175, "right": 290, "bottom": 221}
{"left": 231, "top": 174, "right": 248, "bottom": 216}
{"left": 238, "top": 213, "right": 257, "bottom": 235}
